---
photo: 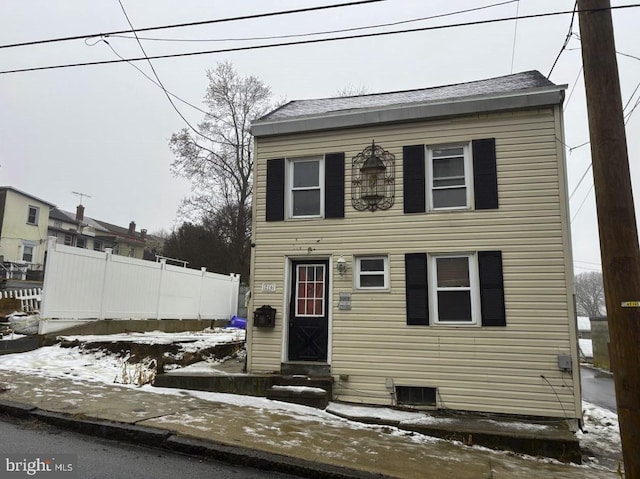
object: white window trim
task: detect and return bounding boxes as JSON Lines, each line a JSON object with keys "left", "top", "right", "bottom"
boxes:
{"left": 355, "top": 255, "right": 389, "bottom": 290}
{"left": 287, "top": 156, "right": 324, "bottom": 219}
{"left": 27, "top": 205, "right": 40, "bottom": 225}
{"left": 428, "top": 253, "right": 480, "bottom": 325}
{"left": 426, "top": 143, "right": 473, "bottom": 211}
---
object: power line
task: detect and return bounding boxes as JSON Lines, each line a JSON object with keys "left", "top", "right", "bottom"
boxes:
{"left": 547, "top": 0, "right": 577, "bottom": 78}
{"left": 106, "top": 0, "right": 518, "bottom": 45}
{"left": 98, "top": 38, "right": 209, "bottom": 115}
{"left": 4, "top": 4, "right": 639, "bottom": 75}
{"left": 509, "top": 0, "right": 520, "bottom": 73}
{"left": 115, "top": 0, "right": 211, "bottom": 144}
{"left": 563, "top": 65, "right": 583, "bottom": 112}
{"left": 570, "top": 183, "right": 595, "bottom": 224}
{"left": 569, "top": 162, "right": 593, "bottom": 200}
{"left": 0, "top": 0, "right": 388, "bottom": 50}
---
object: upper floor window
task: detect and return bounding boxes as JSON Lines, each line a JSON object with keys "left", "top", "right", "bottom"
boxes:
{"left": 430, "top": 254, "right": 479, "bottom": 325}
{"left": 54, "top": 220, "right": 62, "bottom": 228}
{"left": 93, "top": 240, "right": 103, "bottom": 252}
{"left": 427, "top": 145, "right": 471, "bottom": 210}
{"left": 355, "top": 256, "right": 389, "bottom": 290}
{"left": 289, "top": 157, "right": 323, "bottom": 218}
{"left": 27, "top": 206, "right": 39, "bottom": 225}
{"left": 76, "top": 237, "right": 86, "bottom": 249}
{"left": 64, "top": 234, "right": 74, "bottom": 246}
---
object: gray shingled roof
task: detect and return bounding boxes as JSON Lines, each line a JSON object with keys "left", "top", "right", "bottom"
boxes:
{"left": 259, "top": 71, "right": 555, "bottom": 122}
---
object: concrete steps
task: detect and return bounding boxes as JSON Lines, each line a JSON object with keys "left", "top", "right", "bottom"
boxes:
{"left": 266, "top": 376, "right": 333, "bottom": 409}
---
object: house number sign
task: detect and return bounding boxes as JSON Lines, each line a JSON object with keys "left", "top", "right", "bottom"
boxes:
{"left": 261, "top": 282, "right": 277, "bottom": 293}
{"left": 338, "top": 292, "right": 352, "bottom": 310}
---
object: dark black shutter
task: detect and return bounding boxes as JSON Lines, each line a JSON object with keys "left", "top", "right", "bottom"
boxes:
{"left": 266, "top": 159, "right": 285, "bottom": 221}
{"left": 403, "top": 145, "right": 426, "bottom": 214}
{"left": 325, "top": 153, "right": 345, "bottom": 218}
{"left": 472, "top": 138, "right": 498, "bottom": 210}
{"left": 405, "top": 253, "right": 429, "bottom": 325}
{"left": 478, "top": 251, "right": 506, "bottom": 326}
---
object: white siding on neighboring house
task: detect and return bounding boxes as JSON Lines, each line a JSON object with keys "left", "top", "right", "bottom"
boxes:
{"left": 249, "top": 105, "right": 578, "bottom": 420}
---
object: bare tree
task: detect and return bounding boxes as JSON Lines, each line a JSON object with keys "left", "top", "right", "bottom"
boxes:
{"left": 169, "top": 62, "right": 272, "bottom": 280}
{"left": 335, "top": 84, "right": 369, "bottom": 97}
{"left": 575, "top": 271, "right": 606, "bottom": 317}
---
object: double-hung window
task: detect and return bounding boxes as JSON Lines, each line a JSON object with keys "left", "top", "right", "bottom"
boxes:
{"left": 428, "top": 145, "right": 471, "bottom": 210}
{"left": 355, "top": 256, "right": 389, "bottom": 290}
{"left": 430, "top": 254, "right": 479, "bottom": 324}
{"left": 22, "top": 245, "right": 34, "bottom": 263}
{"left": 289, "top": 157, "right": 323, "bottom": 218}
{"left": 27, "top": 206, "right": 39, "bottom": 225}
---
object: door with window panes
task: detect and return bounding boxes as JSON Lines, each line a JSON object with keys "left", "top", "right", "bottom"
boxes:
{"left": 288, "top": 260, "right": 329, "bottom": 361}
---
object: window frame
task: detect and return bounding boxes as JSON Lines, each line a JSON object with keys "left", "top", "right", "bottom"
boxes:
{"left": 22, "top": 244, "right": 34, "bottom": 263}
{"left": 27, "top": 205, "right": 40, "bottom": 225}
{"left": 76, "top": 237, "right": 87, "bottom": 249}
{"left": 426, "top": 143, "right": 472, "bottom": 211}
{"left": 429, "top": 253, "right": 480, "bottom": 325}
{"left": 355, "top": 255, "right": 389, "bottom": 291}
{"left": 64, "top": 234, "right": 74, "bottom": 246}
{"left": 287, "top": 156, "right": 324, "bottom": 219}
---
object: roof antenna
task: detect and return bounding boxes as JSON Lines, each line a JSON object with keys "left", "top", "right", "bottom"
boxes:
{"left": 72, "top": 191, "right": 92, "bottom": 205}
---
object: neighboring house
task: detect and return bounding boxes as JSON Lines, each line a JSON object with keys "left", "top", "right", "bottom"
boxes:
{"left": 247, "top": 71, "right": 581, "bottom": 425}
{"left": 0, "top": 186, "right": 55, "bottom": 279}
{"left": 94, "top": 219, "right": 146, "bottom": 259}
{"left": 48, "top": 206, "right": 147, "bottom": 260}
{"left": 590, "top": 316, "right": 610, "bottom": 370}
{"left": 48, "top": 205, "right": 116, "bottom": 252}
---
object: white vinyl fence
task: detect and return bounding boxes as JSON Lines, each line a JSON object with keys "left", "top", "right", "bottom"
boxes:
{"left": 40, "top": 237, "right": 240, "bottom": 333}
{"left": 1, "top": 288, "right": 42, "bottom": 313}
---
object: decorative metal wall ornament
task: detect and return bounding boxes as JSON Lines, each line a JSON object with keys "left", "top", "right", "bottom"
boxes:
{"left": 351, "top": 140, "right": 395, "bottom": 211}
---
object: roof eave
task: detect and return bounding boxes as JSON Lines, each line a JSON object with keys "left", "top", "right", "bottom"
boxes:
{"left": 251, "top": 86, "right": 566, "bottom": 138}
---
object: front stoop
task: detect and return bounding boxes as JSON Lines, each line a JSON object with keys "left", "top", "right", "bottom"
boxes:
{"left": 266, "top": 376, "right": 334, "bottom": 409}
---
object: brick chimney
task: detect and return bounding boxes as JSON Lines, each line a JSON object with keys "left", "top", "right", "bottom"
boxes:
{"left": 140, "top": 228, "right": 147, "bottom": 240}
{"left": 76, "top": 204, "right": 84, "bottom": 222}
{"left": 128, "top": 221, "right": 136, "bottom": 235}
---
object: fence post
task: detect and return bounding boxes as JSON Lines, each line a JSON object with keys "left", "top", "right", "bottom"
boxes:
{"left": 228, "top": 273, "right": 240, "bottom": 319}
{"left": 155, "top": 259, "right": 166, "bottom": 320}
{"left": 198, "top": 267, "right": 207, "bottom": 320}
{"left": 98, "top": 248, "right": 113, "bottom": 320}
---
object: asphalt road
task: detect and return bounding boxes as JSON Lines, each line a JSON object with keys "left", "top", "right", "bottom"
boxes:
{"left": 581, "top": 366, "right": 617, "bottom": 412}
{"left": 0, "top": 416, "right": 300, "bottom": 479}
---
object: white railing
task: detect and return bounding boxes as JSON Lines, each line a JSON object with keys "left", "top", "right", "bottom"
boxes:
{"left": 0, "top": 288, "right": 42, "bottom": 313}
{"left": 39, "top": 237, "right": 240, "bottom": 333}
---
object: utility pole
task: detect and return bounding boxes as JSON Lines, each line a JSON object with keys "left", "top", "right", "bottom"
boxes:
{"left": 578, "top": 1, "right": 640, "bottom": 477}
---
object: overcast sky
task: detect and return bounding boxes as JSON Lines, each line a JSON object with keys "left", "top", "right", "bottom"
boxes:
{"left": 1, "top": 0, "right": 639, "bottom": 273}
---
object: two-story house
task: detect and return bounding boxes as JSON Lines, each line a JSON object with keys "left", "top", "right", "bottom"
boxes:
{"left": 48, "top": 205, "right": 116, "bottom": 252}
{"left": 0, "top": 186, "right": 55, "bottom": 279}
{"left": 246, "top": 71, "right": 581, "bottom": 425}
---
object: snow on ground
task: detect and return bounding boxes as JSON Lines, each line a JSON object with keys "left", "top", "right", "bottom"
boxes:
{"left": 0, "top": 329, "right": 623, "bottom": 470}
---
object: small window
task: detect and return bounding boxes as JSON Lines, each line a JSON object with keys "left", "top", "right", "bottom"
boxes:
{"left": 356, "top": 256, "right": 389, "bottom": 290}
{"left": 54, "top": 220, "right": 62, "bottom": 228}
{"left": 396, "top": 386, "right": 437, "bottom": 406}
{"left": 430, "top": 254, "right": 479, "bottom": 324}
{"left": 22, "top": 245, "right": 34, "bottom": 263}
{"left": 64, "top": 235, "right": 74, "bottom": 246}
{"left": 428, "top": 145, "right": 471, "bottom": 210}
{"left": 93, "top": 240, "right": 103, "bottom": 252}
{"left": 289, "top": 157, "right": 323, "bottom": 218}
{"left": 76, "top": 237, "right": 86, "bottom": 249}
{"left": 27, "top": 206, "right": 39, "bottom": 225}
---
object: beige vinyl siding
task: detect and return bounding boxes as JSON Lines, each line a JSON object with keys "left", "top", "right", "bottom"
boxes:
{"left": 248, "top": 107, "right": 579, "bottom": 419}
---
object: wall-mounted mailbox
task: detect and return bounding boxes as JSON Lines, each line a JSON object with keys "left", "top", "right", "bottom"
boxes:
{"left": 253, "top": 305, "right": 276, "bottom": 328}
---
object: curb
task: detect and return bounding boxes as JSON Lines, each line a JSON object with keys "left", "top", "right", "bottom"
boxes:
{"left": 0, "top": 400, "right": 394, "bottom": 479}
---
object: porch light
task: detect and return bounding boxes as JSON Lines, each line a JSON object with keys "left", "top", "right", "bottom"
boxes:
{"left": 351, "top": 140, "right": 395, "bottom": 212}
{"left": 336, "top": 255, "right": 347, "bottom": 276}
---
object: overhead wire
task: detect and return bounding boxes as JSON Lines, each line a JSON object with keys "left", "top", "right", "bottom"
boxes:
{"left": 547, "top": 0, "right": 577, "bottom": 78}
{"left": 509, "top": 0, "right": 520, "bottom": 73}
{"left": 571, "top": 183, "right": 595, "bottom": 224}
{"left": 105, "top": 0, "right": 518, "bottom": 44}
{"left": 0, "top": 0, "right": 389, "bottom": 50}
{"left": 3, "top": 4, "right": 640, "bottom": 75}
{"left": 114, "top": 0, "right": 212, "bottom": 143}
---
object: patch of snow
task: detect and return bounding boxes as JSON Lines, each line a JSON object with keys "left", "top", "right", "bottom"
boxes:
{"left": 579, "top": 339, "right": 593, "bottom": 358}
{"left": 271, "top": 385, "right": 326, "bottom": 394}
{"left": 577, "top": 316, "right": 591, "bottom": 331}
{"left": 578, "top": 401, "right": 621, "bottom": 454}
